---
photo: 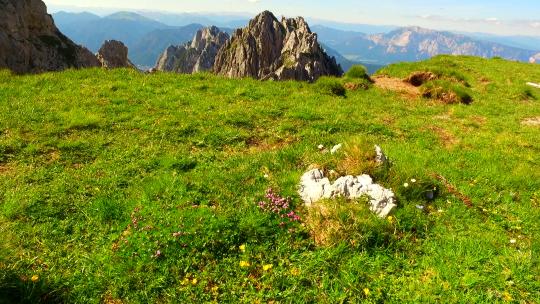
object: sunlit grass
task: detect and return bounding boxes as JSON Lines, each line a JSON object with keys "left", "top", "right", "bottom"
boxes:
{"left": 0, "top": 55, "right": 539, "bottom": 303}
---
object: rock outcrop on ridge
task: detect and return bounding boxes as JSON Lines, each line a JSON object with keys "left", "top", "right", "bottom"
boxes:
{"left": 155, "top": 26, "right": 229, "bottom": 73}
{"left": 213, "top": 11, "right": 343, "bottom": 81}
{"left": 0, "top": 0, "right": 100, "bottom": 74}
{"left": 96, "top": 40, "right": 136, "bottom": 69}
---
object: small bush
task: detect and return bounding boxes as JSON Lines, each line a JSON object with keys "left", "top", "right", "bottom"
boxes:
{"left": 421, "top": 80, "right": 473, "bottom": 104}
{"left": 315, "top": 76, "right": 346, "bottom": 97}
{"left": 345, "top": 65, "right": 372, "bottom": 81}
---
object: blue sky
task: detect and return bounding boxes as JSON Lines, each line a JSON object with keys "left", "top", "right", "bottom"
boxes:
{"left": 43, "top": 0, "right": 540, "bottom": 36}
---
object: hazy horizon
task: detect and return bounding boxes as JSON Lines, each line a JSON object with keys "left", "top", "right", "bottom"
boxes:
{"left": 43, "top": 0, "right": 540, "bottom": 37}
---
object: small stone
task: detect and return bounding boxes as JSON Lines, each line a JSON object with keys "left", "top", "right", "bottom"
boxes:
{"left": 318, "top": 144, "right": 325, "bottom": 150}
{"left": 510, "top": 239, "right": 517, "bottom": 244}
{"left": 425, "top": 191, "right": 435, "bottom": 200}
{"left": 331, "top": 144, "right": 343, "bottom": 154}
{"left": 416, "top": 205, "right": 425, "bottom": 210}
{"left": 375, "top": 145, "right": 388, "bottom": 164}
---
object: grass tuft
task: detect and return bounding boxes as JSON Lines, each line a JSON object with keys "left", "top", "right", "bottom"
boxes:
{"left": 314, "top": 76, "right": 346, "bottom": 96}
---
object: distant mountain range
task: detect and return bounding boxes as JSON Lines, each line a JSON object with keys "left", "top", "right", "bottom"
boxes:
{"left": 52, "top": 11, "right": 540, "bottom": 71}
{"left": 314, "top": 25, "right": 540, "bottom": 65}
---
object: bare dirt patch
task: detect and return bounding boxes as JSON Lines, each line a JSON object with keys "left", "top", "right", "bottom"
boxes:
{"left": 0, "top": 163, "right": 13, "bottom": 176}
{"left": 344, "top": 82, "right": 360, "bottom": 91}
{"left": 427, "top": 125, "right": 459, "bottom": 148}
{"left": 373, "top": 76, "right": 420, "bottom": 99}
{"left": 521, "top": 117, "right": 540, "bottom": 126}
{"left": 245, "top": 136, "right": 297, "bottom": 153}
{"left": 405, "top": 71, "right": 437, "bottom": 87}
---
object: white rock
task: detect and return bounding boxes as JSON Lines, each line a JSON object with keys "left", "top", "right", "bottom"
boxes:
{"left": 375, "top": 145, "right": 387, "bottom": 164}
{"left": 330, "top": 144, "right": 342, "bottom": 154}
{"left": 298, "top": 169, "right": 396, "bottom": 217}
{"left": 318, "top": 144, "right": 325, "bottom": 150}
{"left": 526, "top": 82, "right": 540, "bottom": 89}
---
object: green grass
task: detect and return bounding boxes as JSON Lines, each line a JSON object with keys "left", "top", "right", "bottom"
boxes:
{"left": 0, "top": 55, "right": 539, "bottom": 303}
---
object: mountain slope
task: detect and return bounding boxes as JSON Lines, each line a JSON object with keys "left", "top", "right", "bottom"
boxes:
{"left": 52, "top": 11, "right": 101, "bottom": 28}
{"left": 330, "top": 26, "right": 539, "bottom": 64}
{"left": 130, "top": 24, "right": 204, "bottom": 68}
{"left": 53, "top": 11, "right": 170, "bottom": 52}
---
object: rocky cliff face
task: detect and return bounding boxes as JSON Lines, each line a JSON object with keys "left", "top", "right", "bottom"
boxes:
{"left": 213, "top": 11, "right": 342, "bottom": 81}
{"left": 96, "top": 40, "right": 136, "bottom": 69}
{"left": 155, "top": 26, "right": 229, "bottom": 73}
{"left": 0, "top": 0, "right": 100, "bottom": 74}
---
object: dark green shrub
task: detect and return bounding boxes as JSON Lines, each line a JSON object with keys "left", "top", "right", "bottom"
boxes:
{"left": 315, "top": 76, "right": 346, "bottom": 96}
{"left": 345, "top": 65, "right": 372, "bottom": 81}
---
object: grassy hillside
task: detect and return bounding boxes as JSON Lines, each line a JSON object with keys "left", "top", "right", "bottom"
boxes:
{"left": 0, "top": 56, "right": 539, "bottom": 303}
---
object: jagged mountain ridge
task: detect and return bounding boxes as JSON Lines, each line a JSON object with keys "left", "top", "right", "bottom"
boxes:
{"left": 53, "top": 11, "right": 540, "bottom": 70}
{"left": 214, "top": 11, "right": 343, "bottom": 81}
{"left": 155, "top": 26, "right": 229, "bottom": 73}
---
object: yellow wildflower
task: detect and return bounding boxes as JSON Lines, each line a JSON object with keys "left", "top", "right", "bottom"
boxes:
{"left": 191, "top": 278, "right": 198, "bottom": 285}
{"left": 31, "top": 275, "right": 39, "bottom": 282}
{"left": 290, "top": 268, "right": 300, "bottom": 276}
{"left": 239, "top": 261, "right": 251, "bottom": 267}
{"left": 239, "top": 244, "right": 246, "bottom": 252}
{"left": 387, "top": 216, "right": 394, "bottom": 223}
{"left": 262, "top": 264, "right": 273, "bottom": 271}
{"left": 502, "top": 291, "right": 512, "bottom": 301}
{"left": 363, "top": 288, "right": 370, "bottom": 296}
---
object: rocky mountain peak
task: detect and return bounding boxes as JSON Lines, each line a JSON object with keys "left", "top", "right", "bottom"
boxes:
{"left": 190, "top": 26, "right": 229, "bottom": 52}
{"left": 0, "top": 0, "right": 100, "bottom": 73}
{"left": 96, "top": 40, "right": 135, "bottom": 69}
{"left": 214, "top": 11, "right": 342, "bottom": 81}
{"left": 155, "top": 26, "right": 229, "bottom": 73}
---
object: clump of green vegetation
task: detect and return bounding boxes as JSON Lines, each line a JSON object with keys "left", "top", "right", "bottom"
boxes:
{"left": 303, "top": 197, "right": 395, "bottom": 248}
{"left": 343, "top": 65, "right": 373, "bottom": 91}
{"left": 421, "top": 80, "right": 474, "bottom": 104}
{"left": 314, "top": 76, "right": 346, "bottom": 96}
{"left": 518, "top": 86, "right": 538, "bottom": 101}
{"left": 345, "top": 65, "right": 371, "bottom": 81}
